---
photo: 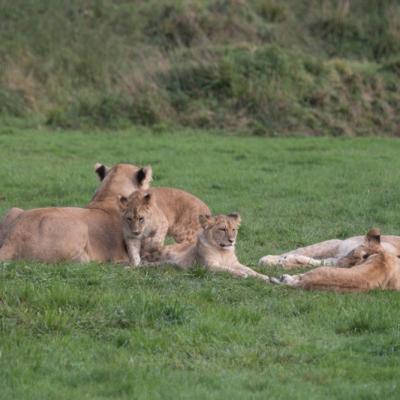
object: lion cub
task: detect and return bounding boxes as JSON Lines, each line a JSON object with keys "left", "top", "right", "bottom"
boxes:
{"left": 119, "top": 191, "right": 168, "bottom": 266}
{"left": 154, "top": 213, "right": 269, "bottom": 282}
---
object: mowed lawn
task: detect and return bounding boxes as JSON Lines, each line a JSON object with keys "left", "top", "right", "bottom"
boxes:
{"left": 1, "top": 127, "right": 400, "bottom": 399}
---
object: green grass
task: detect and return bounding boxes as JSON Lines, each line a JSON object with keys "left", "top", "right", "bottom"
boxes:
{"left": 1, "top": 127, "right": 400, "bottom": 399}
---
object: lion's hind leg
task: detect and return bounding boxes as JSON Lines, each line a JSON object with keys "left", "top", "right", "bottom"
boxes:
{"left": 271, "top": 266, "right": 376, "bottom": 292}
{"left": 259, "top": 239, "right": 342, "bottom": 268}
{"left": 259, "top": 254, "right": 326, "bottom": 269}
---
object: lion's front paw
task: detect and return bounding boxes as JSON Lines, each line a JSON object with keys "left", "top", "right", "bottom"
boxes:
{"left": 258, "top": 255, "right": 282, "bottom": 266}
{"left": 235, "top": 270, "right": 249, "bottom": 278}
{"left": 282, "top": 274, "right": 301, "bottom": 286}
{"left": 270, "top": 276, "right": 283, "bottom": 285}
{"left": 270, "top": 274, "right": 301, "bottom": 286}
{"left": 129, "top": 254, "right": 141, "bottom": 267}
{"left": 260, "top": 274, "right": 271, "bottom": 283}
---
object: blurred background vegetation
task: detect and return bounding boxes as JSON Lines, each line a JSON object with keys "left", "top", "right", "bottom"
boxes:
{"left": 1, "top": 0, "right": 400, "bottom": 136}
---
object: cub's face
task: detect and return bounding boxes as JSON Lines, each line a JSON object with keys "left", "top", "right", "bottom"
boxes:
{"left": 337, "top": 228, "right": 382, "bottom": 267}
{"left": 119, "top": 192, "right": 153, "bottom": 239}
{"left": 200, "top": 213, "right": 241, "bottom": 250}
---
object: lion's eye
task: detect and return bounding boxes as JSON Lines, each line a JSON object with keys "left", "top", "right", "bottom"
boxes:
{"left": 139, "top": 217, "right": 145, "bottom": 224}
{"left": 219, "top": 228, "right": 226, "bottom": 232}
{"left": 126, "top": 217, "right": 133, "bottom": 223}
{"left": 362, "top": 253, "right": 369, "bottom": 259}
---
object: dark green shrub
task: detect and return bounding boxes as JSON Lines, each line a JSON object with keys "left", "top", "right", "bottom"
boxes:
{"left": 0, "top": 89, "right": 27, "bottom": 116}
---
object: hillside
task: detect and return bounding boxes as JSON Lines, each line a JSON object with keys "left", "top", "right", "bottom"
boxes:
{"left": 1, "top": 0, "right": 400, "bottom": 136}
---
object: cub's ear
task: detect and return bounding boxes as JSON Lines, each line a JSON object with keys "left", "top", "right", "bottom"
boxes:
{"left": 118, "top": 195, "right": 129, "bottom": 209}
{"left": 228, "top": 212, "right": 241, "bottom": 225}
{"left": 199, "top": 214, "right": 213, "bottom": 229}
{"left": 135, "top": 165, "right": 153, "bottom": 189}
{"left": 95, "top": 163, "right": 110, "bottom": 181}
{"left": 143, "top": 192, "right": 152, "bottom": 205}
{"left": 366, "top": 228, "right": 381, "bottom": 244}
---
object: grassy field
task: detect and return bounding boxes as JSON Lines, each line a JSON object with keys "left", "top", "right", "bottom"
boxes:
{"left": 1, "top": 128, "right": 400, "bottom": 399}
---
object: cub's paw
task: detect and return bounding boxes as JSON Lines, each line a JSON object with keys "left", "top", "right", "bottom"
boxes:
{"left": 128, "top": 254, "right": 141, "bottom": 267}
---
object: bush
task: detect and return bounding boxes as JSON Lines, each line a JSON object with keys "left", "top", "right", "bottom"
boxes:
{"left": 0, "top": 89, "right": 27, "bottom": 117}
{"left": 1, "top": 0, "right": 400, "bottom": 135}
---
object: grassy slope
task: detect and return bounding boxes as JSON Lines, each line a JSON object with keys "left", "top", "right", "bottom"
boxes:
{"left": 1, "top": 128, "right": 400, "bottom": 399}
{"left": 1, "top": 0, "right": 400, "bottom": 136}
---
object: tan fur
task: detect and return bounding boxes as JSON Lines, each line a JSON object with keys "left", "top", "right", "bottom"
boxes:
{"left": 144, "top": 213, "right": 270, "bottom": 282}
{"left": 96, "top": 168, "right": 211, "bottom": 249}
{"left": 0, "top": 163, "right": 152, "bottom": 263}
{"left": 271, "top": 229, "right": 400, "bottom": 292}
{"left": 119, "top": 191, "right": 168, "bottom": 266}
{"left": 119, "top": 188, "right": 211, "bottom": 266}
{"left": 0, "top": 207, "right": 23, "bottom": 247}
{"left": 259, "top": 231, "right": 400, "bottom": 269}
{"left": 149, "top": 187, "right": 210, "bottom": 244}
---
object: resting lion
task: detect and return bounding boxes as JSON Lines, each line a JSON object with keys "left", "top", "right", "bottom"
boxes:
{"left": 270, "top": 229, "right": 400, "bottom": 292}
{"left": 98, "top": 164, "right": 210, "bottom": 245}
{"left": 0, "top": 163, "right": 152, "bottom": 263}
{"left": 119, "top": 188, "right": 210, "bottom": 266}
{"left": 127, "top": 210, "right": 270, "bottom": 282}
{"left": 259, "top": 230, "right": 400, "bottom": 269}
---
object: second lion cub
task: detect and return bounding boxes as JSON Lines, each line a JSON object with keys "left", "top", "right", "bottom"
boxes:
{"left": 163, "top": 213, "right": 270, "bottom": 281}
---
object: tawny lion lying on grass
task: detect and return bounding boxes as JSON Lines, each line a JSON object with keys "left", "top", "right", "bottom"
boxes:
{"left": 0, "top": 163, "right": 153, "bottom": 263}
{"left": 0, "top": 163, "right": 210, "bottom": 264}
{"left": 119, "top": 191, "right": 269, "bottom": 281}
{"left": 270, "top": 228, "right": 400, "bottom": 292}
{"left": 259, "top": 230, "right": 400, "bottom": 269}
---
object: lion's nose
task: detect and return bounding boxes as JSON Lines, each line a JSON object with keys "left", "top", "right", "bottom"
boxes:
{"left": 228, "top": 238, "right": 234, "bottom": 243}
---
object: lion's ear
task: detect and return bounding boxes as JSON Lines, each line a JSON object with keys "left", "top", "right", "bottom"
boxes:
{"left": 199, "top": 214, "right": 213, "bottom": 229}
{"left": 118, "top": 195, "right": 129, "bottom": 209}
{"left": 366, "top": 228, "right": 381, "bottom": 244}
{"left": 95, "top": 163, "right": 110, "bottom": 181}
{"left": 143, "top": 192, "right": 152, "bottom": 205}
{"left": 228, "top": 212, "right": 241, "bottom": 225}
{"left": 135, "top": 165, "right": 153, "bottom": 189}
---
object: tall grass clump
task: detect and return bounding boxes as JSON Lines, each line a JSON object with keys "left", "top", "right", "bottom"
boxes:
{"left": 1, "top": 0, "right": 400, "bottom": 136}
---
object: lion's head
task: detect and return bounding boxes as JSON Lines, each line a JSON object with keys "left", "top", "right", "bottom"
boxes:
{"left": 93, "top": 162, "right": 153, "bottom": 200}
{"left": 337, "top": 228, "right": 383, "bottom": 267}
{"left": 199, "top": 213, "right": 241, "bottom": 250}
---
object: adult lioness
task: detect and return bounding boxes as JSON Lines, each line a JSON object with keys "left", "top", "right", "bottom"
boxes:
{"left": 0, "top": 163, "right": 152, "bottom": 263}
{"left": 271, "top": 229, "right": 400, "bottom": 292}
{"left": 97, "top": 164, "right": 211, "bottom": 249}
{"left": 259, "top": 231, "right": 400, "bottom": 269}
{"left": 132, "top": 211, "right": 270, "bottom": 282}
